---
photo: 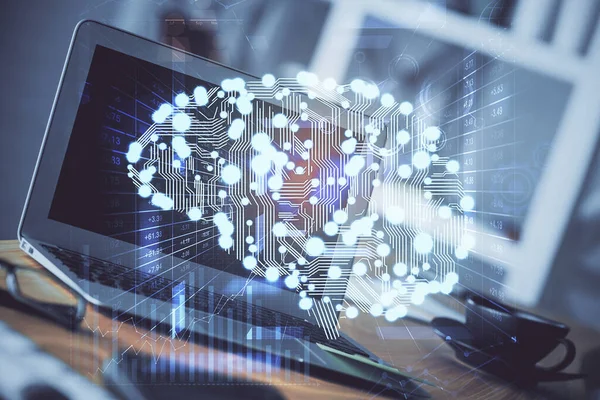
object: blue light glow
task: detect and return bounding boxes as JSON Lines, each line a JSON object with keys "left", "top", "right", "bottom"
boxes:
{"left": 272, "top": 113, "right": 288, "bottom": 128}
{"left": 221, "top": 164, "right": 242, "bottom": 185}
{"left": 305, "top": 237, "right": 325, "bottom": 257}
{"left": 151, "top": 193, "right": 174, "bottom": 210}
{"left": 228, "top": 119, "right": 245, "bottom": 140}
{"left": 138, "top": 185, "right": 151, "bottom": 198}
{"left": 265, "top": 267, "right": 279, "bottom": 282}
{"left": 126, "top": 142, "right": 143, "bottom": 163}
{"left": 194, "top": 86, "right": 208, "bottom": 106}
{"left": 243, "top": 256, "right": 257, "bottom": 270}
{"left": 299, "top": 297, "right": 313, "bottom": 310}
{"left": 187, "top": 207, "right": 202, "bottom": 221}
{"left": 175, "top": 93, "right": 189, "bottom": 107}
{"left": 262, "top": 74, "right": 276, "bottom": 87}
{"left": 172, "top": 113, "right": 191, "bottom": 132}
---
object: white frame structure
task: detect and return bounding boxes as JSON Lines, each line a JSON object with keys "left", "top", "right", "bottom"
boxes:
{"left": 309, "top": 0, "right": 600, "bottom": 306}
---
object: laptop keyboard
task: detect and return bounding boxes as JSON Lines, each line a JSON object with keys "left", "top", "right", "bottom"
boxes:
{"left": 41, "top": 244, "right": 370, "bottom": 358}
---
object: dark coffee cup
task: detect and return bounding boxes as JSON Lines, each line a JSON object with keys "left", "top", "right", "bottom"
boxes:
{"left": 465, "top": 294, "right": 575, "bottom": 373}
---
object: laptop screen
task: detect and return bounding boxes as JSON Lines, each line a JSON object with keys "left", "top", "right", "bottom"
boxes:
{"left": 48, "top": 45, "right": 349, "bottom": 292}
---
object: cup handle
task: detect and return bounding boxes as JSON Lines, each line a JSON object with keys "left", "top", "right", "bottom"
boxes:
{"left": 536, "top": 338, "right": 576, "bottom": 373}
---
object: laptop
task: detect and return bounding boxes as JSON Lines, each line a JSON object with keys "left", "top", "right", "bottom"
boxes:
{"left": 17, "top": 20, "right": 430, "bottom": 398}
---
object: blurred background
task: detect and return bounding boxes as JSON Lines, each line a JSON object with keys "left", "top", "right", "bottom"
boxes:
{"left": 2, "top": 0, "right": 600, "bottom": 325}
{"left": 1, "top": 0, "right": 599, "bottom": 241}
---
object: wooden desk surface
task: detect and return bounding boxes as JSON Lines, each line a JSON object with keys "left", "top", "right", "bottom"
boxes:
{"left": 1, "top": 240, "right": 597, "bottom": 399}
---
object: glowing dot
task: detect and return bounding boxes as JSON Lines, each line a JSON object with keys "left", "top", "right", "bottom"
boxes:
{"left": 175, "top": 93, "right": 189, "bottom": 107}
{"left": 265, "top": 267, "right": 279, "bottom": 282}
{"left": 218, "top": 190, "right": 227, "bottom": 199}
{"left": 243, "top": 256, "right": 257, "bottom": 270}
{"left": 151, "top": 193, "right": 174, "bottom": 210}
{"left": 431, "top": 154, "right": 440, "bottom": 161}
{"left": 377, "top": 243, "right": 391, "bottom": 257}
{"left": 158, "top": 143, "right": 167, "bottom": 150}
{"left": 152, "top": 104, "right": 173, "bottom": 123}
{"left": 460, "top": 196, "right": 475, "bottom": 211}
{"left": 369, "top": 303, "right": 384, "bottom": 317}
{"left": 172, "top": 159, "right": 181, "bottom": 169}
{"left": 285, "top": 275, "right": 299, "bottom": 289}
{"left": 304, "top": 139, "right": 313, "bottom": 149}
{"left": 386, "top": 305, "right": 408, "bottom": 322}
{"left": 385, "top": 206, "right": 404, "bottom": 225}
{"left": 328, "top": 265, "right": 342, "bottom": 279}
{"left": 399, "top": 101, "right": 414, "bottom": 115}
{"left": 221, "top": 164, "right": 241, "bottom": 184}
{"left": 422, "top": 262, "right": 431, "bottom": 271}
{"left": 446, "top": 272, "right": 459, "bottom": 285}
{"left": 126, "top": 142, "right": 143, "bottom": 163}
{"left": 350, "top": 79, "right": 365, "bottom": 93}
{"left": 172, "top": 113, "right": 191, "bottom": 132}
{"left": 278, "top": 245, "right": 287, "bottom": 254}
{"left": 251, "top": 132, "right": 271, "bottom": 151}
{"left": 455, "top": 247, "right": 469, "bottom": 259}
{"left": 323, "top": 77, "right": 337, "bottom": 90}
{"left": 271, "top": 222, "right": 287, "bottom": 237}
{"left": 342, "top": 101, "right": 350, "bottom": 109}
{"left": 268, "top": 175, "right": 283, "bottom": 191}
{"left": 363, "top": 84, "right": 380, "bottom": 99}
{"left": 290, "top": 124, "right": 299, "bottom": 133}
{"left": 414, "top": 233, "right": 433, "bottom": 254}
{"left": 397, "top": 165, "right": 412, "bottom": 179}
{"left": 272, "top": 113, "right": 288, "bottom": 128}
{"left": 381, "top": 93, "right": 395, "bottom": 107}
{"left": 438, "top": 206, "right": 452, "bottom": 219}
{"left": 305, "top": 237, "right": 325, "bottom": 257}
{"left": 246, "top": 236, "right": 254, "bottom": 244}
{"left": 345, "top": 155, "right": 365, "bottom": 176}
{"left": 424, "top": 191, "right": 432, "bottom": 200}
{"left": 187, "top": 207, "right": 202, "bottom": 221}
{"left": 138, "top": 185, "right": 151, "bottom": 198}
{"left": 353, "top": 263, "right": 367, "bottom": 276}
{"left": 413, "top": 151, "right": 431, "bottom": 169}
{"left": 249, "top": 244, "right": 258, "bottom": 253}
{"left": 309, "top": 196, "right": 318, "bottom": 205}
{"left": 213, "top": 212, "right": 228, "bottom": 226}
{"left": 446, "top": 160, "right": 460, "bottom": 173}
{"left": 237, "top": 96, "right": 253, "bottom": 115}
{"left": 333, "top": 210, "right": 348, "bottom": 224}
{"left": 372, "top": 179, "right": 381, "bottom": 187}
{"left": 295, "top": 167, "right": 305, "bottom": 174}
{"left": 338, "top": 177, "right": 347, "bottom": 186}
{"left": 341, "top": 138, "right": 357, "bottom": 154}
{"left": 424, "top": 126, "right": 441, "bottom": 141}
{"left": 228, "top": 119, "right": 245, "bottom": 140}
{"left": 393, "top": 263, "right": 408, "bottom": 276}
{"left": 194, "top": 86, "right": 208, "bottom": 106}
{"left": 324, "top": 221, "right": 339, "bottom": 236}
{"left": 299, "top": 297, "right": 313, "bottom": 310}
{"left": 251, "top": 155, "right": 271, "bottom": 176}
{"left": 272, "top": 192, "right": 281, "bottom": 201}
{"left": 275, "top": 92, "right": 283, "bottom": 100}
{"left": 347, "top": 197, "right": 356, "bottom": 205}
{"left": 346, "top": 306, "right": 359, "bottom": 319}
{"left": 262, "top": 73, "right": 276, "bottom": 87}
{"left": 219, "top": 236, "right": 233, "bottom": 249}
{"left": 241, "top": 198, "right": 250, "bottom": 206}
{"left": 424, "top": 177, "right": 432, "bottom": 185}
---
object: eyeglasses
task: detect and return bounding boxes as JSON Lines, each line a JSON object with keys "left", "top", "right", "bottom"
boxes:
{"left": 0, "top": 260, "right": 87, "bottom": 329}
